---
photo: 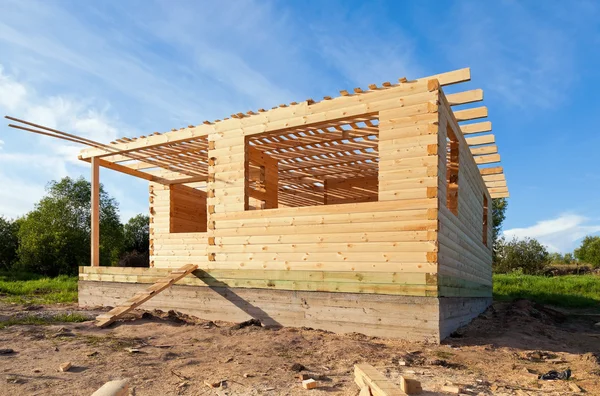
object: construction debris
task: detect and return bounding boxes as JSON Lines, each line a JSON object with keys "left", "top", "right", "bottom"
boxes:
{"left": 400, "top": 377, "right": 423, "bottom": 394}
{"left": 302, "top": 378, "right": 318, "bottom": 389}
{"left": 91, "top": 379, "right": 129, "bottom": 396}
{"left": 569, "top": 382, "right": 583, "bottom": 393}
{"left": 355, "top": 364, "right": 411, "bottom": 395}
{"left": 538, "top": 369, "right": 571, "bottom": 380}
{"left": 291, "top": 363, "right": 307, "bottom": 372}
{"left": 441, "top": 384, "right": 461, "bottom": 394}
{"left": 204, "top": 379, "right": 226, "bottom": 388}
{"left": 58, "top": 362, "right": 72, "bottom": 372}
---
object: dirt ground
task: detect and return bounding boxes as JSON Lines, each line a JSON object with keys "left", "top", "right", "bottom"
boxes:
{"left": 0, "top": 299, "right": 599, "bottom": 396}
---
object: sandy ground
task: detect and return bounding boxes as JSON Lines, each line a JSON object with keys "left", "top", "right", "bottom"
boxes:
{"left": 0, "top": 299, "right": 599, "bottom": 396}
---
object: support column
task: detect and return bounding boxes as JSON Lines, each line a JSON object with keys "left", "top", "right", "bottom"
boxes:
{"left": 91, "top": 156, "right": 100, "bottom": 267}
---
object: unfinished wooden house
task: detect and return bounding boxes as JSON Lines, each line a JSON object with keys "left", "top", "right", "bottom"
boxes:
{"left": 75, "top": 68, "right": 508, "bottom": 342}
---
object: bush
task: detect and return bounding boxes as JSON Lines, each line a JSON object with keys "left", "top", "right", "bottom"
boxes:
{"left": 493, "top": 237, "right": 550, "bottom": 275}
{"left": 0, "top": 216, "right": 19, "bottom": 270}
{"left": 574, "top": 235, "right": 600, "bottom": 268}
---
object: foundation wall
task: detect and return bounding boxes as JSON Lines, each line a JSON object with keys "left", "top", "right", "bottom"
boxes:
{"left": 79, "top": 280, "right": 442, "bottom": 342}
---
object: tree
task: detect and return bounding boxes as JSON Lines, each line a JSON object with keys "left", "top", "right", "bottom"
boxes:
{"left": 493, "top": 237, "right": 549, "bottom": 275}
{"left": 563, "top": 252, "right": 574, "bottom": 264}
{"left": 574, "top": 235, "right": 600, "bottom": 268}
{"left": 0, "top": 216, "right": 20, "bottom": 270}
{"left": 119, "top": 214, "right": 150, "bottom": 267}
{"left": 548, "top": 252, "right": 564, "bottom": 264}
{"left": 123, "top": 214, "right": 149, "bottom": 254}
{"left": 17, "top": 177, "right": 123, "bottom": 276}
{"left": 492, "top": 198, "right": 508, "bottom": 264}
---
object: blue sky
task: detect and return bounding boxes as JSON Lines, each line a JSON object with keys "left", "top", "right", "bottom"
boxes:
{"left": 1, "top": 0, "right": 599, "bottom": 252}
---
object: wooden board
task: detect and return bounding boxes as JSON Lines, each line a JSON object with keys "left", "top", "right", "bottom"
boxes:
{"left": 354, "top": 364, "right": 405, "bottom": 396}
{"left": 94, "top": 264, "right": 198, "bottom": 327}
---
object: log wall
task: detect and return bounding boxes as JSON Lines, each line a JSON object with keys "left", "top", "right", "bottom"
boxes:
{"left": 436, "top": 92, "right": 493, "bottom": 298}
{"left": 83, "top": 78, "right": 494, "bottom": 341}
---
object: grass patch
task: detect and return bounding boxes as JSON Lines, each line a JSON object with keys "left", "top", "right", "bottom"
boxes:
{"left": 0, "top": 312, "right": 89, "bottom": 329}
{"left": 0, "top": 271, "right": 78, "bottom": 304}
{"left": 493, "top": 273, "right": 600, "bottom": 308}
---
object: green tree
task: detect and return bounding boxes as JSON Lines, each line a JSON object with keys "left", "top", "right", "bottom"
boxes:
{"left": 123, "top": 214, "right": 149, "bottom": 254}
{"left": 574, "top": 235, "right": 600, "bottom": 268}
{"left": 493, "top": 237, "right": 549, "bottom": 275}
{"left": 563, "top": 252, "right": 574, "bottom": 264}
{"left": 118, "top": 214, "right": 150, "bottom": 267}
{"left": 17, "top": 177, "right": 123, "bottom": 276}
{"left": 492, "top": 198, "right": 508, "bottom": 263}
{"left": 548, "top": 252, "right": 564, "bottom": 264}
{"left": 0, "top": 216, "right": 20, "bottom": 270}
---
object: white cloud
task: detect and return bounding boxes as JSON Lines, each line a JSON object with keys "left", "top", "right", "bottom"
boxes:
{"left": 0, "top": 65, "right": 129, "bottom": 217}
{"left": 0, "top": 65, "right": 27, "bottom": 111}
{"left": 503, "top": 214, "right": 600, "bottom": 253}
{"left": 0, "top": 172, "right": 46, "bottom": 219}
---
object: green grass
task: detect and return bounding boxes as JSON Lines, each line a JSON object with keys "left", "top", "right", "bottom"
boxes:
{"left": 0, "top": 271, "right": 78, "bottom": 304}
{"left": 493, "top": 273, "right": 600, "bottom": 308}
{"left": 0, "top": 312, "right": 89, "bottom": 329}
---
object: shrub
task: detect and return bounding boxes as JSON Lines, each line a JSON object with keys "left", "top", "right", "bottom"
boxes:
{"left": 493, "top": 237, "right": 549, "bottom": 275}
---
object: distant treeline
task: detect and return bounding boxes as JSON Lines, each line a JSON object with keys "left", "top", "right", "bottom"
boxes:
{"left": 0, "top": 177, "right": 149, "bottom": 276}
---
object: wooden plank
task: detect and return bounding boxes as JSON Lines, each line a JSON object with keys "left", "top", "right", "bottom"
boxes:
{"left": 460, "top": 121, "right": 491, "bottom": 135}
{"left": 94, "top": 264, "right": 198, "bottom": 327}
{"left": 354, "top": 364, "right": 405, "bottom": 396}
{"left": 465, "top": 134, "right": 494, "bottom": 146}
{"left": 91, "top": 157, "right": 100, "bottom": 267}
{"left": 470, "top": 145, "right": 497, "bottom": 155}
{"left": 480, "top": 166, "right": 503, "bottom": 176}
{"left": 445, "top": 89, "right": 483, "bottom": 106}
{"left": 474, "top": 153, "right": 501, "bottom": 165}
{"left": 453, "top": 106, "right": 487, "bottom": 122}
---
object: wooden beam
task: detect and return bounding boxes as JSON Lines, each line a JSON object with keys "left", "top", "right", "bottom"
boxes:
{"left": 470, "top": 145, "right": 498, "bottom": 156}
{"left": 485, "top": 180, "right": 507, "bottom": 188}
{"left": 91, "top": 157, "right": 100, "bottom": 267}
{"left": 446, "top": 89, "right": 483, "bottom": 106}
{"left": 95, "top": 264, "right": 198, "bottom": 327}
{"left": 482, "top": 174, "right": 505, "bottom": 182}
{"left": 491, "top": 192, "right": 510, "bottom": 198}
{"left": 474, "top": 153, "right": 501, "bottom": 165}
{"left": 418, "top": 67, "right": 470, "bottom": 86}
{"left": 79, "top": 68, "right": 471, "bottom": 159}
{"left": 354, "top": 364, "right": 405, "bottom": 396}
{"left": 461, "top": 121, "right": 491, "bottom": 135}
{"left": 162, "top": 175, "right": 209, "bottom": 185}
{"left": 480, "top": 166, "right": 503, "bottom": 175}
{"left": 453, "top": 106, "right": 488, "bottom": 122}
{"left": 466, "top": 134, "right": 495, "bottom": 146}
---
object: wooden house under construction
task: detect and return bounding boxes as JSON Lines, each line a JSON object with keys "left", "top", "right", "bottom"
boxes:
{"left": 74, "top": 67, "right": 508, "bottom": 342}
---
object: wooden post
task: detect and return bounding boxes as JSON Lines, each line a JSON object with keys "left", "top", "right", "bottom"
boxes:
{"left": 91, "top": 156, "right": 100, "bottom": 267}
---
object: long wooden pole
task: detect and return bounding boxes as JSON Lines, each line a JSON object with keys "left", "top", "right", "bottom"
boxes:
{"left": 91, "top": 157, "right": 100, "bottom": 267}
